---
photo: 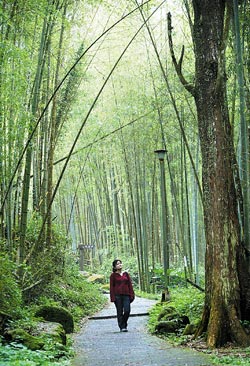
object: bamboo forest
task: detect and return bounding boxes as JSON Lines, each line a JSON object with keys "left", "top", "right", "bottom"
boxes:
{"left": 1, "top": 0, "right": 250, "bottom": 365}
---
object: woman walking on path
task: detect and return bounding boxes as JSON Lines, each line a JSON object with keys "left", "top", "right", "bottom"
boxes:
{"left": 110, "top": 259, "right": 135, "bottom": 332}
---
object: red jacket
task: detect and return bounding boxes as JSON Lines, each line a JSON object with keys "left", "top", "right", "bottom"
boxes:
{"left": 110, "top": 271, "right": 135, "bottom": 302}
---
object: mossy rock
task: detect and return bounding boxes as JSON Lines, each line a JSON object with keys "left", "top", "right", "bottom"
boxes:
{"left": 35, "top": 321, "right": 67, "bottom": 345}
{"left": 157, "top": 305, "right": 179, "bottom": 321}
{"left": 35, "top": 306, "right": 74, "bottom": 333}
{"left": 155, "top": 310, "right": 190, "bottom": 334}
{"left": 101, "top": 283, "right": 110, "bottom": 294}
{"left": 182, "top": 323, "right": 197, "bottom": 335}
{"left": 155, "top": 320, "right": 180, "bottom": 333}
{"left": 79, "top": 271, "right": 90, "bottom": 277}
{"left": 87, "top": 274, "right": 105, "bottom": 284}
{"left": 5, "top": 328, "right": 44, "bottom": 350}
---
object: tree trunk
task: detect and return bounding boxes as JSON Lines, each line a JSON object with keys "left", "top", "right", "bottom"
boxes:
{"left": 191, "top": 0, "right": 250, "bottom": 347}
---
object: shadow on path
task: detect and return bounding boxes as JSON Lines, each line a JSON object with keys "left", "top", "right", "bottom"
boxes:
{"left": 71, "top": 296, "right": 212, "bottom": 366}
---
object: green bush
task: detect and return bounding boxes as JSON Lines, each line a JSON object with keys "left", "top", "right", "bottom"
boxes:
{"left": 0, "top": 254, "right": 22, "bottom": 316}
{"left": 0, "top": 337, "right": 72, "bottom": 366}
{"left": 211, "top": 347, "right": 250, "bottom": 366}
{"left": 169, "top": 287, "right": 204, "bottom": 323}
{"left": 22, "top": 215, "right": 70, "bottom": 303}
{"left": 1, "top": 255, "right": 106, "bottom": 365}
{"left": 35, "top": 259, "right": 107, "bottom": 323}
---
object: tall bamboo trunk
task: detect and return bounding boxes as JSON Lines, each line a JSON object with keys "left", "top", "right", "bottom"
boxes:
{"left": 46, "top": 2, "right": 67, "bottom": 246}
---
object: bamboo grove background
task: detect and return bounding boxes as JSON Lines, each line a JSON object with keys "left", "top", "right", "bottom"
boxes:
{"left": 0, "top": 0, "right": 249, "bottom": 293}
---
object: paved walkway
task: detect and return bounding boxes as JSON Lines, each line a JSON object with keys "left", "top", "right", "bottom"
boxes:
{"left": 72, "top": 296, "right": 212, "bottom": 366}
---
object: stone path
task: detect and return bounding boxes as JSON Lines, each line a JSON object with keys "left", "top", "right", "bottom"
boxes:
{"left": 71, "top": 296, "right": 212, "bottom": 366}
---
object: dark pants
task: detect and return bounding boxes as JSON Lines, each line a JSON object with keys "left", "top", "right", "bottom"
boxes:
{"left": 114, "top": 295, "right": 131, "bottom": 330}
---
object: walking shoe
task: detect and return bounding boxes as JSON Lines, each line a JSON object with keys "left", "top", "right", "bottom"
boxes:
{"left": 121, "top": 328, "right": 128, "bottom": 332}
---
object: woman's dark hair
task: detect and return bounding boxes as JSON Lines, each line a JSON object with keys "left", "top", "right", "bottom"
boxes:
{"left": 112, "top": 259, "right": 122, "bottom": 272}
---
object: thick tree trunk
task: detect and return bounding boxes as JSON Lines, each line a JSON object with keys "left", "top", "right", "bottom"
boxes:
{"left": 191, "top": 0, "right": 250, "bottom": 347}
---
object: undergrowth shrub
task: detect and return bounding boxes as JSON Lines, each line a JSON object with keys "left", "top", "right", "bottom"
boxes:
{"left": 0, "top": 253, "right": 106, "bottom": 365}
{"left": 0, "top": 337, "right": 72, "bottom": 366}
{"left": 169, "top": 286, "right": 204, "bottom": 322}
{"left": 22, "top": 215, "right": 69, "bottom": 303}
{"left": 35, "top": 257, "right": 107, "bottom": 323}
{"left": 211, "top": 350, "right": 250, "bottom": 366}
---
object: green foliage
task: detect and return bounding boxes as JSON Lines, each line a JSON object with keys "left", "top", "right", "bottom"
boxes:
{"left": 22, "top": 215, "right": 70, "bottom": 302}
{"left": 136, "top": 290, "right": 160, "bottom": 300}
{"left": 211, "top": 347, "right": 250, "bottom": 366}
{"left": 149, "top": 266, "right": 188, "bottom": 288}
{"left": 35, "top": 257, "right": 107, "bottom": 323}
{"left": 149, "top": 266, "right": 205, "bottom": 290}
{"left": 0, "top": 250, "right": 106, "bottom": 365}
{"left": 169, "top": 287, "right": 204, "bottom": 323}
{"left": 0, "top": 254, "right": 22, "bottom": 316}
{"left": 0, "top": 337, "right": 72, "bottom": 366}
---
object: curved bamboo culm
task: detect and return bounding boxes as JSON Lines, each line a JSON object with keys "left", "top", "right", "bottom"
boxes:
{"left": 24, "top": 0, "right": 168, "bottom": 264}
{"left": 0, "top": 0, "right": 153, "bottom": 216}
{"left": 54, "top": 112, "right": 154, "bottom": 166}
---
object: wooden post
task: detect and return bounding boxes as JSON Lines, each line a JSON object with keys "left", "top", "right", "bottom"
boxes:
{"left": 78, "top": 244, "right": 84, "bottom": 271}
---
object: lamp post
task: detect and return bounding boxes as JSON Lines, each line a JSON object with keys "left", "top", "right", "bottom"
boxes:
{"left": 154, "top": 149, "right": 169, "bottom": 288}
